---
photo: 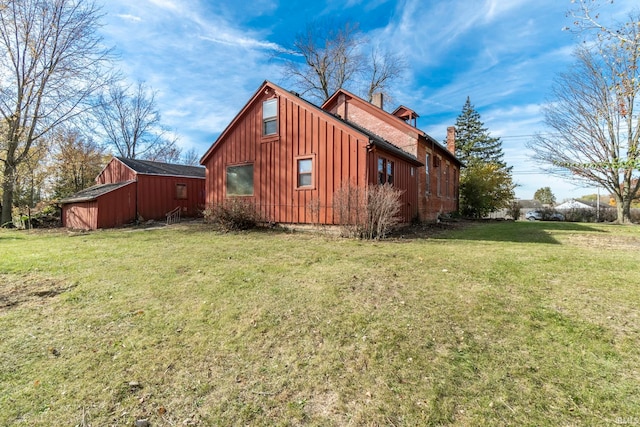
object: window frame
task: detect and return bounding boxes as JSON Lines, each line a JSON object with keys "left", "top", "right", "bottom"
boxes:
{"left": 425, "top": 152, "right": 431, "bottom": 194}
{"left": 262, "top": 98, "right": 278, "bottom": 137}
{"left": 226, "top": 163, "right": 254, "bottom": 196}
{"left": 436, "top": 156, "right": 442, "bottom": 197}
{"left": 176, "top": 183, "right": 187, "bottom": 200}
{"left": 377, "top": 156, "right": 394, "bottom": 185}
{"left": 296, "top": 156, "right": 315, "bottom": 189}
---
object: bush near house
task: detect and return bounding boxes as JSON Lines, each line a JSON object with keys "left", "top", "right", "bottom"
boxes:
{"left": 334, "top": 182, "right": 403, "bottom": 239}
{"left": 203, "top": 198, "right": 261, "bottom": 231}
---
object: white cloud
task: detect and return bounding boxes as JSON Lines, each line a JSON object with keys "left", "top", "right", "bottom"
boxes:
{"left": 116, "top": 14, "right": 142, "bottom": 23}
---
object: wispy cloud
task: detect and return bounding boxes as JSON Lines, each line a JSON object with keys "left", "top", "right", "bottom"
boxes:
{"left": 97, "top": 0, "right": 637, "bottom": 200}
{"left": 116, "top": 14, "right": 142, "bottom": 23}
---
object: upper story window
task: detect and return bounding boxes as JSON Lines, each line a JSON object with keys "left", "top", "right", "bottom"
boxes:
{"left": 378, "top": 157, "right": 394, "bottom": 185}
{"left": 263, "top": 99, "right": 277, "bottom": 136}
{"left": 226, "top": 163, "right": 254, "bottom": 196}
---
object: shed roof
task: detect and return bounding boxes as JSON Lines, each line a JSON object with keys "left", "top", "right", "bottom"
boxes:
{"left": 117, "top": 157, "right": 205, "bottom": 178}
{"left": 59, "top": 181, "right": 135, "bottom": 204}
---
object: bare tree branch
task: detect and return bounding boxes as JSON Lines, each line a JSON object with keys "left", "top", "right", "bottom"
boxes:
{"left": 0, "top": 0, "right": 114, "bottom": 226}
{"left": 529, "top": 11, "right": 640, "bottom": 223}
{"left": 94, "top": 81, "right": 180, "bottom": 163}
{"left": 280, "top": 20, "right": 406, "bottom": 105}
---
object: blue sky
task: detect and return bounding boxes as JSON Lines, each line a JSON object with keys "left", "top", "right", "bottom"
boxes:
{"left": 98, "top": 0, "right": 637, "bottom": 201}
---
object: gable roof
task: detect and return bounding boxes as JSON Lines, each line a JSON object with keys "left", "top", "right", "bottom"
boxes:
{"left": 116, "top": 157, "right": 205, "bottom": 178}
{"left": 323, "top": 88, "right": 462, "bottom": 166}
{"left": 556, "top": 199, "right": 596, "bottom": 210}
{"left": 60, "top": 181, "right": 135, "bottom": 204}
{"left": 392, "top": 105, "right": 420, "bottom": 121}
{"left": 200, "top": 80, "right": 422, "bottom": 166}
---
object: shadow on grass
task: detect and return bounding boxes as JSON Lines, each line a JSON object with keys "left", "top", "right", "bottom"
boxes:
{"left": 432, "top": 220, "right": 607, "bottom": 245}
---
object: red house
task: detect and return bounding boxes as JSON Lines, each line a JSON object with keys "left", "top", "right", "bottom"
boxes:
{"left": 61, "top": 157, "right": 205, "bottom": 229}
{"left": 200, "top": 81, "right": 460, "bottom": 225}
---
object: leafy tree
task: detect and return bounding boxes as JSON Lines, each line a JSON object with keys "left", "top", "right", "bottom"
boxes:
{"left": 94, "top": 82, "right": 180, "bottom": 162}
{"left": 534, "top": 187, "right": 556, "bottom": 205}
{"left": 453, "top": 97, "right": 515, "bottom": 216}
{"left": 282, "top": 20, "right": 405, "bottom": 105}
{"left": 0, "top": 0, "right": 113, "bottom": 226}
{"left": 459, "top": 161, "right": 515, "bottom": 218}
{"left": 530, "top": 3, "right": 640, "bottom": 223}
{"left": 48, "top": 128, "right": 107, "bottom": 199}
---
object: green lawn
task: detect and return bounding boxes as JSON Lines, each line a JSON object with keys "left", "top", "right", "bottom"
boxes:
{"left": 1, "top": 221, "right": 639, "bottom": 426}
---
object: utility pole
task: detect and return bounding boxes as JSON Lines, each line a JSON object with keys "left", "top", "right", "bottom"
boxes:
{"left": 596, "top": 187, "right": 600, "bottom": 222}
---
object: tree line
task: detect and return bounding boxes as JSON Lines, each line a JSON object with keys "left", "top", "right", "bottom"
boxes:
{"left": 1, "top": 0, "right": 637, "bottom": 226}
{"left": 0, "top": 0, "right": 197, "bottom": 226}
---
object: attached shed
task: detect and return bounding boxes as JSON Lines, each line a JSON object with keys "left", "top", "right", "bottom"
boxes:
{"left": 61, "top": 181, "right": 136, "bottom": 229}
{"left": 61, "top": 157, "right": 205, "bottom": 229}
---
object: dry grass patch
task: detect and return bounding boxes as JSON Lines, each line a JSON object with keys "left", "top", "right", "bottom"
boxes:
{"left": 0, "top": 273, "right": 74, "bottom": 311}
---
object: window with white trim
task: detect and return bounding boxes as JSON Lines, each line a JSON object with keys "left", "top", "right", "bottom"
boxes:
{"left": 263, "top": 99, "right": 277, "bottom": 136}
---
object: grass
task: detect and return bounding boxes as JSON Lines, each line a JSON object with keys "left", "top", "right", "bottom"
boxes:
{"left": 1, "top": 221, "right": 639, "bottom": 426}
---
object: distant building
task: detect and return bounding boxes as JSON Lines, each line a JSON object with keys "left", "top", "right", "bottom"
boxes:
{"left": 555, "top": 199, "right": 595, "bottom": 210}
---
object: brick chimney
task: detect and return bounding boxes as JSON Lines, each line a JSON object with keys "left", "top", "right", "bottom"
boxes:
{"left": 371, "top": 92, "right": 384, "bottom": 110}
{"left": 447, "top": 126, "right": 456, "bottom": 154}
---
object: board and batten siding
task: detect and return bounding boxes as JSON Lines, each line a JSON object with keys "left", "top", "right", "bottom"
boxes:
{"left": 368, "top": 149, "right": 419, "bottom": 222}
{"left": 62, "top": 182, "right": 136, "bottom": 229}
{"left": 205, "top": 89, "right": 370, "bottom": 224}
{"left": 136, "top": 175, "right": 205, "bottom": 221}
{"left": 96, "top": 159, "right": 136, "bottom": 184}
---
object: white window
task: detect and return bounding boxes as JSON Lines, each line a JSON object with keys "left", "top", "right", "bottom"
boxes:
{"left": 297, "top": 158, "right": 313, "bottom": 188}
{"left": 263, "top": 99, "right": 277, "bottom": 136}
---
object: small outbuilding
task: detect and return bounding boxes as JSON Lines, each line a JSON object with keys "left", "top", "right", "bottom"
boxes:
{"left": 61, "top": 157, "right": 205, "bottom": 230}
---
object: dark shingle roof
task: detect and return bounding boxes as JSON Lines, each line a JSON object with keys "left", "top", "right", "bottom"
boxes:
{"left": 117, "top": 157, "right": 205, "bottom": 178}
{"left": 60, "top": 181, "right": 135, "bottom": 204}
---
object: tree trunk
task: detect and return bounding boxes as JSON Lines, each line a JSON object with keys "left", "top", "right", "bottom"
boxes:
{"left": 614, "top": 194, "right": 633, "bottom": 224}
{"left": 1, "top": 162, "right": 16, "bottom": 227}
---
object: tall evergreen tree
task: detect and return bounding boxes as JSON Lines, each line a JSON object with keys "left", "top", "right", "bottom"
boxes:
{"left": 454, "top": 97, "right": 510, "bottom": 169}
{"left": 452, "top": 97, "right": 515, "bottom": 217}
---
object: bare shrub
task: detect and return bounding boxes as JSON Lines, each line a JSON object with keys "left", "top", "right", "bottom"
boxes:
{"left": 334, "top": 181, "right": 403, "bottom": 239}
{"left": 365, "top": 184, "right": 403, "bottom": 239}
{"left": 334, "top": 181, "right": 367, "bottom": 238}
{"left": 203, "top": 199, "right": 260, "bottom": 231}
{"left": 307, "top": 198, "right": 322, "bottom": 228}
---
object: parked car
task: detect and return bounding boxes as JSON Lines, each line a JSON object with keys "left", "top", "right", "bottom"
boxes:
{"left": 526, "top": 210, "right": 564, "bottom": 221}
